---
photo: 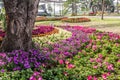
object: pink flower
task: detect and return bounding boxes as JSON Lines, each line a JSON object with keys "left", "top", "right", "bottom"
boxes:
{"left": 102, "top": 72, "right": 110, "bottom": 80}
{"left": 97, "top": 35, "right": 102, "bottom": 39}
{"left": 93, "top": 65, "right": 98, "bottom": 69}
{"left": 104, "top": 62, "right": 109, "bottom": 65}
{"left": 87, "top": 75, "right": 92, "bottom": 80}
{"left": 67, "top": 64, "right": 75, "bottom": 69}
{"left": 118, "top": 59, "right": 120, "bottom": 62}
{"left": 115, "top": 43, "right": 119, "bottom": 47}
{"left": 92, "top": 45, "right": 97, "bottom": 50}
{"left": 42, "top": 63, "right": 46, "bottom": 67}
{"left": 29, "top": 76, "right": 37, "bottom": 80}
{"left": 107, "top": 64, "right": 114, "bottom": 71}
{"left": 98, "top": 63, "right": 102, "bottom": 67}
{"left": 33, "top": 71, "right": 40, "bottom": 76}
{"left": 117, "top": 54, "right": 120, "bottom": 57}
{"left": 96, "top": 58, "right": 102, "bottom": 63}
{"left": 38, "top": 76, "right": 43, "bottom": 80}
{"left": 102, "top": 73, "right": 107, "bottom": 80}
{"left": 98, "top": 54, "right": 103, "bottom": 58}
{"left": 93, "top": 76, "right": 98, "bottom": 80}
{"left": 65, "top": 60, "right": 69, "bottom": 65}
{"left": 90, "top": 58, "right": 95, "bottom": 62}
{"left": 0, "top": 53, "right": 6, "bottom": 58}
{"left": 59, "top": 59, "right": 64, "bottom": 65}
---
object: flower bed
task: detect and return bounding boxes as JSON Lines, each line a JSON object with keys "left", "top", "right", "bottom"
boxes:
{"left": 89, "top": 12, "right": 96, "bottom": 16}
{"left": 32, "top": 27, "right": 72, "bottom": 47}
{"left": 35, "top": 16, "right": 47, "bottom": 21}
{"left": 61, "top": 17, "right": 91, "bottom": 23}
{"left": 0, "top": 26, "right": 59, "bottom": 41}
{"left": 0, "top": 25, "right": 120, "bottom": 80}
{"left": 32, "top": 26, "right": 59, "bottom": 37}
{"left": 36, "top": 16, "right": 68, "bottom": 22}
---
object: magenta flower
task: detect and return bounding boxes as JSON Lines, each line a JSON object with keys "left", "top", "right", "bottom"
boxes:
{"left": 38, "top": 76, "right": 43, "bottom": 80}
{"left": 93, "top": 76, "right": 98, "bottom": 80}
{"left": 0, "top": 53, "right": 6, "bottom": 58}
{"left": 92, "top": 45, "right": 97, "bottom": 50}
{"left": 33, "top": 71, "right": 40, "bottom": 76}
{"left": 65, "top": 60, "right": 69, "bottom": 65}
{"left": 98, "top": 54, "right": 103, "bottom": 58}
{"left": 87, "top": 75, "right": 92, "bottom": 80}
{"left": 93, "top": 65, "right": 98, "bottom": 69}
{"left": 107, "top": 64, "right": 114, "bottom": 71}
{"left": 97, "top": 35, "right": 102, "bottom": 39}
{"left": 118, "top": 59, "right": 120, "bottom": 62}
{"left": 102, "top": 73, "right": 107, "bottom": 80}
{"left": 67, "top": 64, "right": 75, "bottom": 69}
{"left": 29, "top": 76, "right": 37, "bottom": 80}
{"left": 102, "top": 72, "right": 110, "bottom": 80}
{"left": 59, "top": 59, "right": 64, "bottom": 65}
{"left": 96, "top": 58, "right": 102, "bottom": 63}
{"left": 90, "top": 58, "right": 95, "bottom": 62}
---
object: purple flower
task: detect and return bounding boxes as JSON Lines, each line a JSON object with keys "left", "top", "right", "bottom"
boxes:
{"left": 13, "top": 67, "right": 21, "bottom": 71}
{"left": 1, "top": 69, "right": 5, "bottom": 73}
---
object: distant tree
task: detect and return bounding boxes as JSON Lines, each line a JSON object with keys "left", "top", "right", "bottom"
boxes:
{"left": 65, "top": 0, "right": 79, "bottom": 16}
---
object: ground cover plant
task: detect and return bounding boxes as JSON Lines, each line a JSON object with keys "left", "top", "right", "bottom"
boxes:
{"left": 61, "top": 17, "right": 91, "bottom": 23}
{"left": 36, "top": 16, "right": 67, "bottom": 22}
{"left": 0, "top": 25, "right": 120, "bottom": 80}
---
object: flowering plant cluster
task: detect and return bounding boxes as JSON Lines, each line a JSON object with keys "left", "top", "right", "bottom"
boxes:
{"left": 89, "top": 12, "right": 97, "bottom": 16}
{"left": 36, "top": 16, "right": 67, "bottom": 22}
{"left": 32, "top": 26, "right": 59, "bottom": 37}
{"left": 35, "top": 16, "right": 47, "bottom": 21}
{"left": 2, "top": 49, "right": 50, "bottom": 71}
{"left": 32, "top": 27, "right": 72, "bottom": 47}
{"left": 61, "top": 17, "right": 91, "bottom": 23}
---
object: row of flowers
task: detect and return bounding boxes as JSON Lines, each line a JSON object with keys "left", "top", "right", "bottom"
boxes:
{"left": 36, "top": 16, "right": 67, "bottom": 22}
{"left": 32, "top": 26, "right": 59, "bottom": 37}
{"left": 61, "top": 17, "right": 91, "bottom": 23}
{"left": 36, "top": 16, "right": 91, "bottom": 23}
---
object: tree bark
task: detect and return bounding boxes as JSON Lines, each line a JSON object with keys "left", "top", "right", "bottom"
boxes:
{"left": 71, "top": 2, "right": 77, "bottom": 16}
{"left": 0, "top": 0, "right": 40, "bottom": 52}
{"left": 101, "top": 0, "right": 104, "bottom": 20}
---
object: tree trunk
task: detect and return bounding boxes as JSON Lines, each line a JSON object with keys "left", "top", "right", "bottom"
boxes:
{"left": 71, "top": 2, "right": 77, "bottom": 16}
{"left": 0, "top": 0, "right": 40, "bottom": 52}
{"left": 117, "top": 0, "right": 119, "bottom": 14}
{"left": 101, "top": 0, "right": 104, "bottom": 20}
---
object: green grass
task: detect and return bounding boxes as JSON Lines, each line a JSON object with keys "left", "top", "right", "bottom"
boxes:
{"left": 35, "top": 18, "right": 120, "bottom": 27}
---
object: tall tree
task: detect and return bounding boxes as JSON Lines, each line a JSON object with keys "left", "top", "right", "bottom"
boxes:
{"left": 64, "top": 0, "right": 79, "bottom": 16}
{"left": 0, "top": 0, "right": 40, "bottom": 52}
